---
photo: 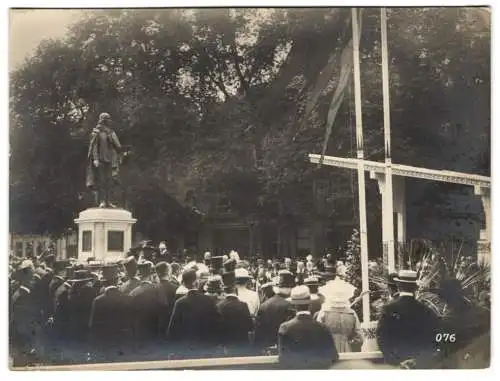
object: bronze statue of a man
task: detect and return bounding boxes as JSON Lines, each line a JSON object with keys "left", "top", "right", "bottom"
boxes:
{"left": 86, "top": 112, "right": 123, "bottom": 208}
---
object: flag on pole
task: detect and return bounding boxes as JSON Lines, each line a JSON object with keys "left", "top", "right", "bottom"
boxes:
{"left": 318, "top": 9, "right": 364, "bottom": 165}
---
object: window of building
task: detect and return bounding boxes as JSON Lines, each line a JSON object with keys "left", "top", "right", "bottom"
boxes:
{"left": 82, "top": 231, "right": 92, "bottom": 252}
{"left": 108, "top": 231, "right": 124, "bottom": 252}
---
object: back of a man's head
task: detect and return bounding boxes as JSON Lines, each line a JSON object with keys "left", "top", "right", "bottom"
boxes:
{"left": 182, "top": 268, "right": 198, "bottom": 289}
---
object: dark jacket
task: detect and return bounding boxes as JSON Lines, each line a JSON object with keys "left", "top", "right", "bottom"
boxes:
{"left": 119, "top": 277, "right": 140, "bottom": 295}
{"left": 129, "top": 281, "right": 161, "bottom": 342}
{"left": 255, "top": 294, "right": 295, "bottom": 348}
{"left": 88, "top": 286, "right": 134, "bottom": 348}
{"left": 278, "top": 312, "right": 338, "bottom": 369}
{"left": 376, "top": 294, "right": 440, "bottom": 368}
{"left": 67, "top": 283, "right": 98, "bottom": 342}
{"left": 167, "top": 289, "right": 223, "bottom": 347}
{"left": 309, "top": 294, "right": 323, "bottom": 316}
{"left": 53, "top": 281, "right": 72, "bottom": 338}
{"left": 48, "top": 275, "right": 65, "bottom": 315}
{"left": 157, "top": 279, "right": 178, "bottom": 335}
{"left": 10, "top": 286, "right": 42, "bottom": 348}
{"left": 217, "top": 295, "right": 254, "bottom": 346}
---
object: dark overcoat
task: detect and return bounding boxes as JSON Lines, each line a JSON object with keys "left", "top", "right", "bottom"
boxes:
{"left": 254, "top": 294, "right": 295, "bottom": 348}
{"left": 278, "top": 313, "right": 338, "bottom": 369}
{"left": 376, "top": 295, "right": 440, "bottom": 368}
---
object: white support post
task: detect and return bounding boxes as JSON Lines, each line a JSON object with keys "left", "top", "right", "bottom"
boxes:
{"left": 352, "top": 8, "right": 370, "bottom": 324}
{"left": 393, "top": 176, "right": 407, "bottom": 245}
{"left": 474, "top": 185, "right": 491, "bottom": 264}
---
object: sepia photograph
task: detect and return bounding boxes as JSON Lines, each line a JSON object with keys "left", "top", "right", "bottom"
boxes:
{"left": 8, "top": 6, "right": 491, "bottom": 371}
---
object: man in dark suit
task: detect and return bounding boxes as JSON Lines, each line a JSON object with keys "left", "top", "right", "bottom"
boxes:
{"left": 10, "top": 260, "right": 42, "bottom": 366}
{"left": 52, "top": 266, "right": 80, "bottom": 340}
{"left": 216, "top": 269, "right": 253, "bottom": 355}
{"left": 376, "top": 270, "right": 440, "bottom": 368}
{"left": 47, "top": 260, "right": 69, "bottom": 318}
{"left": 66, "top": 269, "right": 98, "bottom": 358}
{"left": 89, "top": 264, "right": 134, "bottom": 362}
{"left": 254, "top": 270, "right": 296, "bottom": 350}
{"left": 167, "top": 268, "right": 223, "bottom": 358}
{"left": 129, "top": 261, "right": 161, "bottom": 345}
{"left": 119, "top": 256, "right": 140, "bottom": 295}
{"left": 278, "top": 285, "right": 337, "bottom": 369}
{"left": 155, "top": 261, "right": 178, "bottom": 337}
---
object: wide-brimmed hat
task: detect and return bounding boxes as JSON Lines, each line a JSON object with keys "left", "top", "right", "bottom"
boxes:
{"left": 273, "top": 270, "right": 295, "bottom": 295}
{"left": 69, "top": 269, "right": 93, "bottom": 283}
{"left": 102, "top": 265, "right": 119, "bottom": 282}
{"left": 304, "top": 276, "right": 320, "bottom": 287}
{"left": 98, "top": 112, "right": 111, "bottom": 122}
{"left": 260, "top": 281, "right": 274, "bottom": 290}
{"left": 394, "top": 270, "right": 418, "bottom": 284}
{"left": 137, "top": 261, "right": 153, "bottom": 278}
{"left": 53, "top": 260, "right": 70, "bottom": 275}
{"left": 235, "top": 268, "right": 252, "bottom": 280}
{"left": 140, "top": 241, "right": 159, "bottom": 254}
{"left": 204, "top": 275, "right": 223, "bottom": 293}
{"left": 286, "top": 285, "right": 318, "bottom": 305}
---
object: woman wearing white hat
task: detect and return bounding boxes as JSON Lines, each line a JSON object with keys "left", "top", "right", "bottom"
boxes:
{"left": 316, "top": 285, "right": 364, "bottom": 353}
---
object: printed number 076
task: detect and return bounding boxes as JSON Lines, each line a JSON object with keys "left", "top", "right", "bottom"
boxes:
{"left": 435, "top": 333, "right": 456, "bottom": 343}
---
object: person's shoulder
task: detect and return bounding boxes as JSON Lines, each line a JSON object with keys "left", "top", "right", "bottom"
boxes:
{"left": 279, "top": 316, "right": 296, "bottom": 332}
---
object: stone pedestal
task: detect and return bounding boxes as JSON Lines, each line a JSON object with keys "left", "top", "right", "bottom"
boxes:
{"left": 74, "top": 208, "right": 137, "bottom": 263}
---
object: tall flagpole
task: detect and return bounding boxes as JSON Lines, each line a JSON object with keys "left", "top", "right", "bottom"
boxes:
{"left": 381, "top": 8, "right": 396, "bottom": 272}
{"left": 351, "top": 8, "right": 370, "bottom": 323}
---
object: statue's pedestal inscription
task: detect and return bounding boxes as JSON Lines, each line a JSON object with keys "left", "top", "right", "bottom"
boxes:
{"left": 74, "top": 208, "right": 136, "bottom": 262}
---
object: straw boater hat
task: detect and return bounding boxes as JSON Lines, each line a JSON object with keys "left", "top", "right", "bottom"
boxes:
{"left": 286, "top": 285, "right": 318, "bottom": 305}
{"left": 235, "top": 268, "right": 252, "bottom": 281}
{"left": 394, "top": 270, "right": 418, "bottom": 284}
{"left": 304, "top": 276, "right": 320, "bottom": 288}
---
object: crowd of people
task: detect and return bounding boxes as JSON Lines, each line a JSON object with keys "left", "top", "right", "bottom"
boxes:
{"left": 9, "top": 241, "right": 490, "bottom": 369}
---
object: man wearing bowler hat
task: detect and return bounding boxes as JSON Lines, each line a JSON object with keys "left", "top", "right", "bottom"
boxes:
{"left": 216, "top": 269, "right": 253, "bottom": 355}
{"left": 278, "top": 285, "right": 337, "bottom": 369}
{"left": 167, "top": 267, "right": 223, "bottom": 357}
{"left": 66, "top": 270, "right": 97, "bottom": 342}
{"left": 89, "top": 264, "right": 133, "bottom": 361}
{"left": 376, "top": 270, "right": 440, "bottom": 368}
{"left": 119, "top": 256, "right": 140, "bottom": 295}
{"left": 129, "top": 261, "right": 161, "bottom": 345}
{"left": 254, "top": 269, "right": 296, "bottom": 350}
